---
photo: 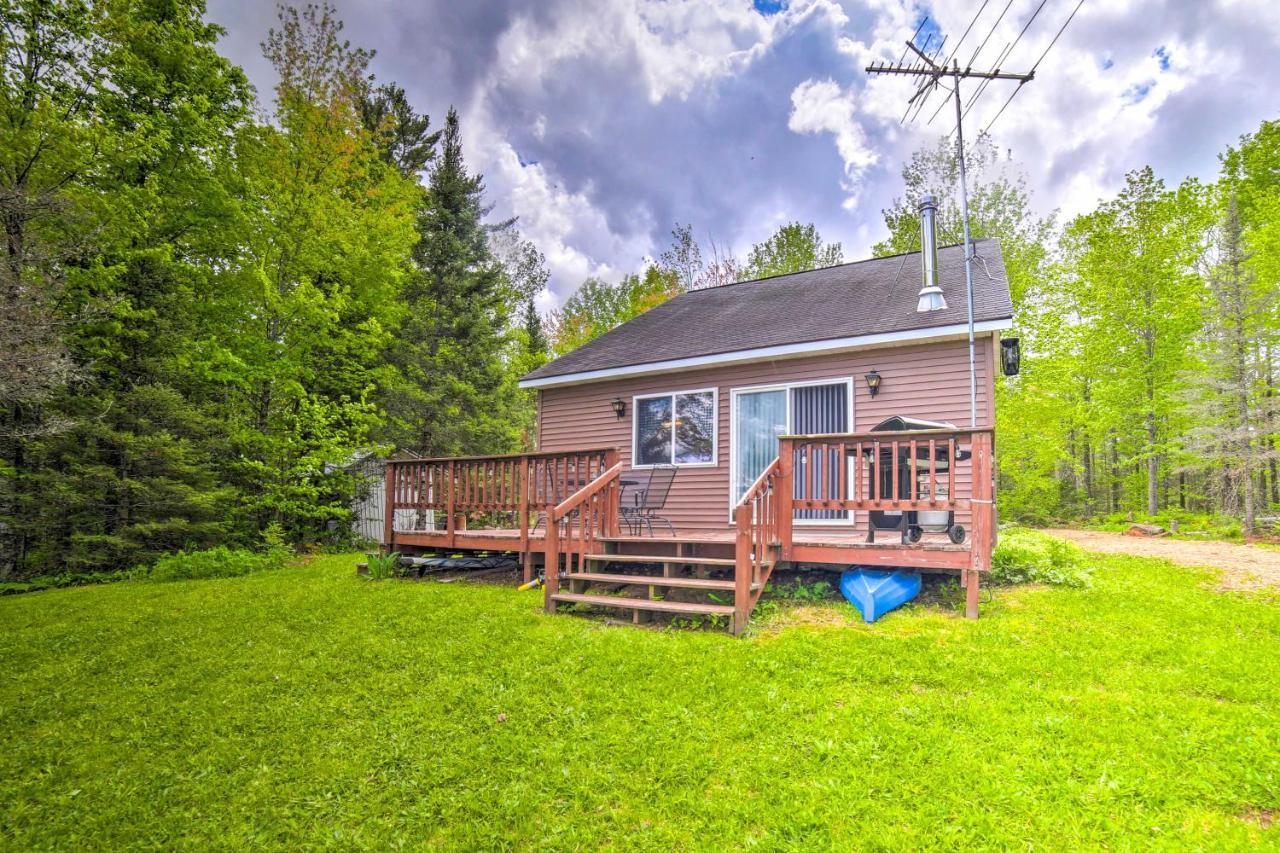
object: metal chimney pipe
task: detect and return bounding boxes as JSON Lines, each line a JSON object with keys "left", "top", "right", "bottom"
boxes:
{"left": 916, "top": 194, "right": 947, "bottom": 312}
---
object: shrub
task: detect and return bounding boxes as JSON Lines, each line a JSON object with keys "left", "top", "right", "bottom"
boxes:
{"left": 990, "top": 527, "right": 1092, "bottom": 588}
{"left": 145, "top": 547, "right": 288, "bottom": 583}
{"left": 1090, "top": 510, "right": 1243, "bottom": 539}
{"left": 365, "top": 551, "right": 401, "bottom": 580}
{"left": 0, "top": 571, "right": 129, "bottom": 596}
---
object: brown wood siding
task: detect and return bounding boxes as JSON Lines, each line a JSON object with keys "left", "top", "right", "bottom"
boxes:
{"left": 537, "top": 335, "right": 995, "bottom": 533}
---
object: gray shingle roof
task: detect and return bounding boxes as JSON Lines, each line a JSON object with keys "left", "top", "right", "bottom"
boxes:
{"left": 522, "top": 238, "right": 1014, "bottom": 382}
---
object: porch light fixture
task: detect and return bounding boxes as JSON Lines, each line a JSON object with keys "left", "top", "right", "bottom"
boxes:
{"left": 611, "top": 397, "right": 626, "bottom": 419}
{"left": 1001, "top": 338, "right": 1021, "bottom": 376}
{"left": 864, "top": 369, "right": 882, "bottom": 398}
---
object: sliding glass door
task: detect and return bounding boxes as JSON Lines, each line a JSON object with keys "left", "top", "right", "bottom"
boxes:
{"left": 732, "top": 389, "right": 787, "bottom": 506}
{"left": 730, "top": 380, "right": 851, "bottom": 520}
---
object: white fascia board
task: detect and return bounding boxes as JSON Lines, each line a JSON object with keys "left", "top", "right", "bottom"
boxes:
{"left": 519, "top": 317, "right": 1015, "bottom": 390}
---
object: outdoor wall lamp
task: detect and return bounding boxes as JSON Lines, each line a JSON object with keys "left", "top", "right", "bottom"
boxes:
{"left": 1001, "top": 338, "right": 1021, "bottom": 376}
{"left": 865, "top": 369, "right": 882, "bottom": 398}
{"left": 611, "top": 398, "right": 626, "bottom": 419}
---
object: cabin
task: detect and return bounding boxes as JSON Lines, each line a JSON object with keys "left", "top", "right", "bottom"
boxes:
{"left": 382, "top": 204, "right": 1014, "bottom": 633}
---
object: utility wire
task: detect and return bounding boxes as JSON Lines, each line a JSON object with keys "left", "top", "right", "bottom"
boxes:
{"left": 928, "top": 0, "right": 1014, "bottom": 124}
{"left": 983, "top": 0, "right": 1086, "bottom": 134}
{"left": 907, "top": 1, "right": 991, "bottom": 124}
{"left": 897, "top": 16, "right": 929, "bottom": 64}
{"left": 942, "top": 0, "right": 993, "bottom": 70}
{"left": 954, "top": 0, "right": 1050, "bottom": 133}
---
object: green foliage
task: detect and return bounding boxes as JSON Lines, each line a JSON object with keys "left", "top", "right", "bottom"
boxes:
{"left": 144, "top": 546, "right": 289, "bottom": 583}
{"left": 743, "top": 221, "right": 842, "bottom": 279}
{"left": 365, "top": 551, "right": 400, "bottom": 580}
{"left": 548, "top": 266, "right": 681, "bottom": 355}
{"left": 768, "top": 577, "right": 835, "bottom": 602}
{"left": 0, "top": 3, "right": 538, "bottom": 579}
{"left": 378, "top": 106, "right": 527, "bottom": 456}
{"left": 1089, "top": 510, "right": 1245, "bottom": 540}
{"left": 880, "top": 122, "right": 1280, "bottom": 532}
{"left": 2, "top": 552, "right": 1278, "bottom": 847}
{"left": 990, "top": 527, "right": 1092, "bottom": 588}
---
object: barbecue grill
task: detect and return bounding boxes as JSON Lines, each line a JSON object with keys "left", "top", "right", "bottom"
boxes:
{"left": 864, "top": 416, "right": 969, "bottom": 545}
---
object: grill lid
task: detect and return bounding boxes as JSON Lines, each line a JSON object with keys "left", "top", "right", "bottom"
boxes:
{"left": 870, "top": 416, "right": 957, "bottom": 432}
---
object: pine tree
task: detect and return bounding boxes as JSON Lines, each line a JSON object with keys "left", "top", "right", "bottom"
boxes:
{"left": 360, "top": 82, "right": 438, "bottom": 178}
{"left": 382, "top": 107, "right": 521, "bottom": 455}
{"left": 1186, "top": 194, "right": 1278, "bottom": 533}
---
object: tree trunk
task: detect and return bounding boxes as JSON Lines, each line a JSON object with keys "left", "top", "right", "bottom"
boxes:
{"left": 1146, "top": 414, "right": 1158, "bottom": 517}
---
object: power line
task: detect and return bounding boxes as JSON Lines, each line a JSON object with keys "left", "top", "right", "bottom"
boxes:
{"left": 942, "top": 0, "right": 994, "bottom": 70}
{"left": 958, "top": 0, "right": 1050, "bottom": 129}
{"left": 966, "top": 0, "right": 1016, "bottom": 70}
{"left": 982, "top": 0, "right": 1086, "bottom": 134}
{"left": 928, "top": 0, "right": 1014, "bottom": 125}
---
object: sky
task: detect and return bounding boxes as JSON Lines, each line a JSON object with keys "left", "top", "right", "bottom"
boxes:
{"left": 207, "top": 0, "right": 1280, "bottom": 309}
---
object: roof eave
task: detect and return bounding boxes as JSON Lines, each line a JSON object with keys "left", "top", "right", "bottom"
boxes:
{"left": 519, "top": 316, "right": 1014, "bottom": 390}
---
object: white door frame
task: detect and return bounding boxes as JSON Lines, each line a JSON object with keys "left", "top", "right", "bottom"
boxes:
{"left": 727, "top": 376, "right": 855, "bottom": 525}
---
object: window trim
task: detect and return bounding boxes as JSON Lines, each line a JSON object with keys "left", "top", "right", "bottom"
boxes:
{"left": 727, "top": 377, "right": 855, "bottom": 525}
{"left": 630, "top": 387, "right": 719, "bottom": 469}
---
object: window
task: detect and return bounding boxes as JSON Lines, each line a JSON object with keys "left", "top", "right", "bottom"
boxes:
{"left": 633, "top": 389, "right": 717, "bottom": 466}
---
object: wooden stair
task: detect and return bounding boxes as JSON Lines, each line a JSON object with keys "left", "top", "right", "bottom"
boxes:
{"left": 582, "top": 552, "right": 739, "bottom": 568}
{"left": 547, "top": 548, "right": 773, "bottom": 631}
{"left": 550, "top": 593, "right": 735, "bottom": 617}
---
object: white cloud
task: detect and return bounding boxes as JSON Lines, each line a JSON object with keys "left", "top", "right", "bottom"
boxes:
{"left": 788, "top": 78, "right": 877, "bottom": 208}
{"left": 206, "top": 0, "right": 1280, "bottom": 309}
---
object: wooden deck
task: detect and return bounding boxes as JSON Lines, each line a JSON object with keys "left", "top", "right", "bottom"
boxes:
{"left": 382, "top": 428, "right": 994, "bottom": 633}
{"left": 389, "top": 526, "right": 974, "bottom": 571}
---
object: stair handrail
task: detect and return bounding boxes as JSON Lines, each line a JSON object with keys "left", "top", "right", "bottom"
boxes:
{"left": 732, "top": 455, "right": 785, "bottom": 634}
{"left": 544, "top": 458, "right": 624, "bottom": 613}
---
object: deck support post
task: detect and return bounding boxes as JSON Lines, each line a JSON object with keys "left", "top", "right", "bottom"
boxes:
{"left": 967, "top": 430, "right": 995, "bottom": 620}
{"left": 544, "top": 514, "right": 560, "bottom": 614}
{"left": 965, "top": 569, "right": 980, "bottom": 619}
{"left": 604, "top": 448, "right": 620, "bottom": 537}
{"left": 519, "top": 456, "right": 531, "bottom": 583}
{"left": 446, "top": 460, "right": 456, "bottom": 549}
{"left": 382, "top": 461, "right": 396, "bottom": 553}
{"left": 777, "top": 439, "right": 794, "bottom": 561}
{"left": 732, "top": 504, "right": 752, "bottom": 636}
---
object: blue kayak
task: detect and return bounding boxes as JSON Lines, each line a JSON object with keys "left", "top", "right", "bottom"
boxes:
{"left": 839, "top": 568, "right": 922, "bottom": 623}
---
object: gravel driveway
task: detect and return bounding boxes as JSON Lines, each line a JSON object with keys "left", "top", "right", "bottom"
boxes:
{"left": 1046, "top": 528, "right": 1280, "bottom": 592}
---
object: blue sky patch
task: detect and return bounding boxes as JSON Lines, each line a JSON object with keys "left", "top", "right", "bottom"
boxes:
{"left": 913, "top": 12, "right": 943, "bottom": 56}
{"left": 1124, "top": 80, "right": 1155, "bottom": 104}
{"left": 1154, "top": 46, "right": 1171, "bottom": 71}
{"left": 753, "top": 0, "right": 787, "bottom": 15}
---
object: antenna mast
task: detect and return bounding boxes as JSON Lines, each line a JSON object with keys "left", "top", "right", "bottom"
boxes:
{"left": 866, "top": 45, "right": 1033, "bottom": 427}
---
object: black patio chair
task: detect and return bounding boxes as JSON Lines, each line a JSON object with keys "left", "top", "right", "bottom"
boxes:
{"left": 529, "top": 465, "right": 590, "bottom": 536}
{"left": 619, "top": 465, "right": 677, "bottom": 537}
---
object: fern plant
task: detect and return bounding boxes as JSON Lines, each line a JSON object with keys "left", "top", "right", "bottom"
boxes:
{"left": 366, "top": 552, "right": 401, "bottom": 580}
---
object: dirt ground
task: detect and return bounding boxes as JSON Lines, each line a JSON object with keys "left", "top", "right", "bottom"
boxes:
{"left": 1047, "top": 528, "right": 1280, "bottom": 592}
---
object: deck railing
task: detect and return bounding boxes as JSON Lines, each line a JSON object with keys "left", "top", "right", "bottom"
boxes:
{"left": 543, "top": 460, "right": 625, "bottom": 612}
{"left": 383, "top": 448, "right": 618, "bottom": 569}
{"left": 732, "top": 457, "right": 786, "bottom": 632}
{"left": 780, "top": 427, "right": 995, "bottom": 617}
{"left": 780, "top": 428, "right": 991, "bottom": 513}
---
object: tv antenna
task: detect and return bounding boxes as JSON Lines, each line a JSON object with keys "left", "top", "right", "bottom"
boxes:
{"left": 866, "top": 41, "right": 1033, "bottom": 428}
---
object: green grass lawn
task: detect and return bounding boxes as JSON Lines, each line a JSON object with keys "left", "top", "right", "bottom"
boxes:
{"left": 2, "top": 553, "right": 1278, "bottom": 849}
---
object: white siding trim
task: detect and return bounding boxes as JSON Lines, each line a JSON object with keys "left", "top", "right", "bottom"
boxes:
{"left": 520, "top": 318, "right": 1015, "bottom": 389}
